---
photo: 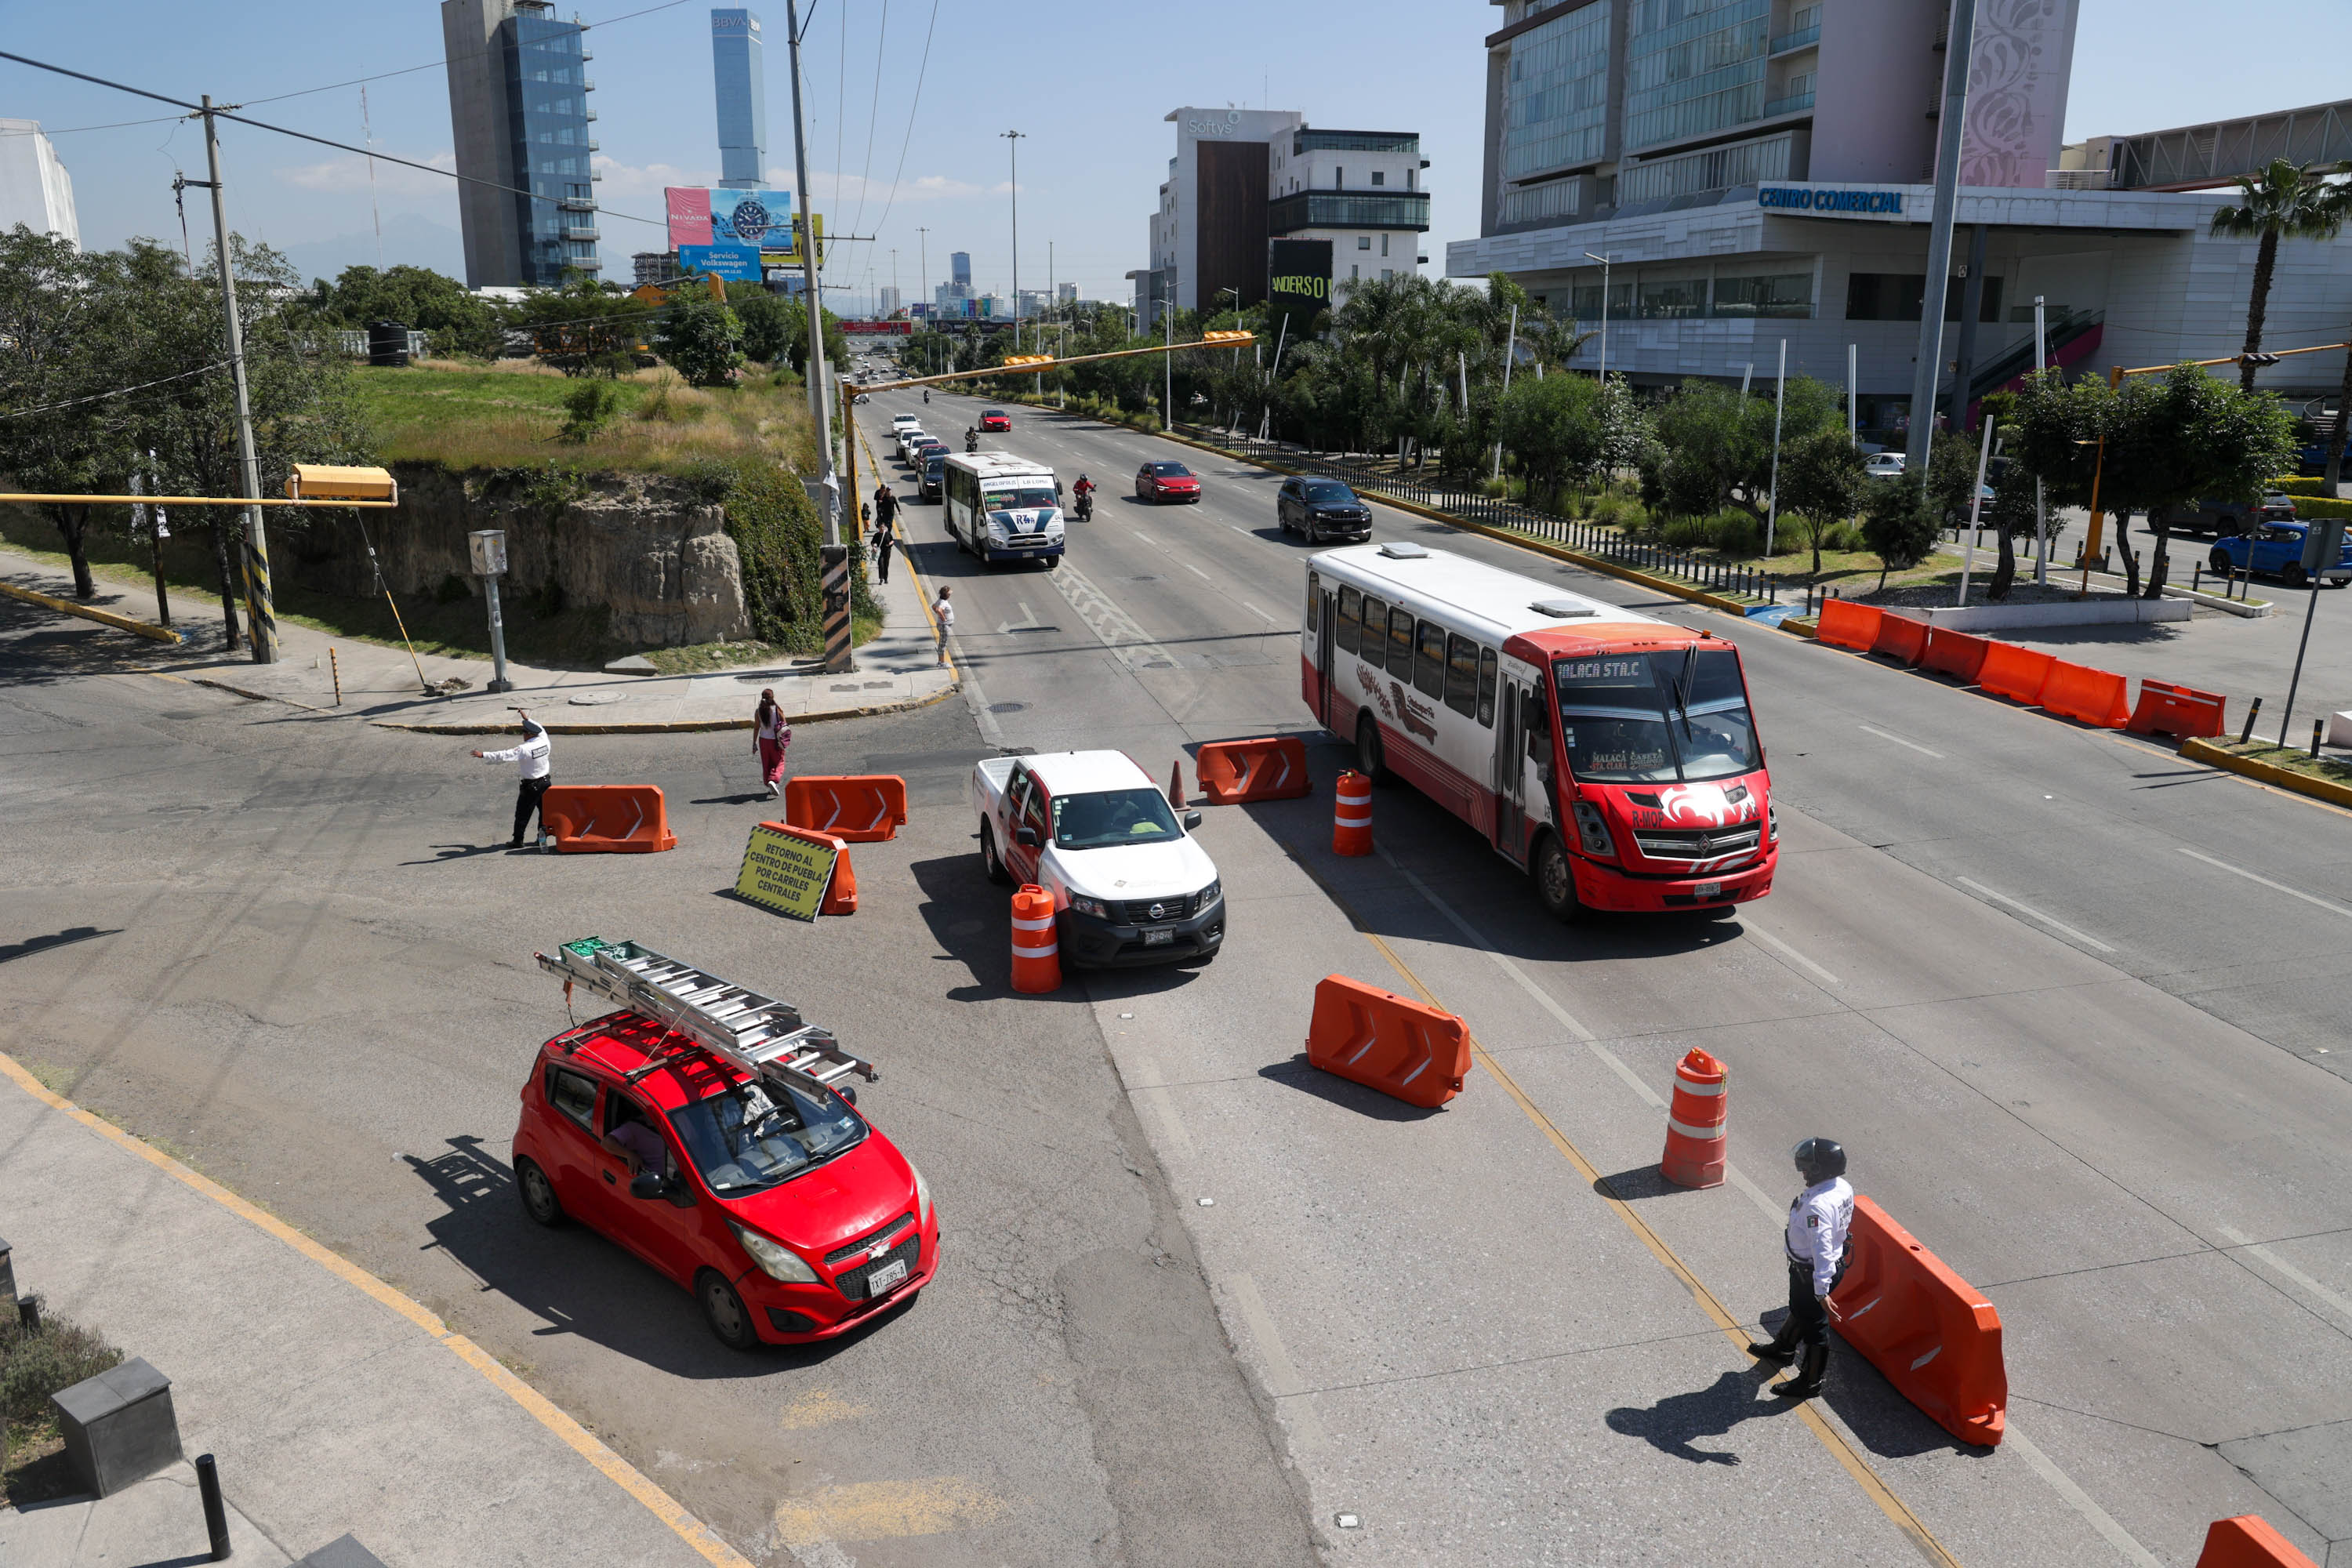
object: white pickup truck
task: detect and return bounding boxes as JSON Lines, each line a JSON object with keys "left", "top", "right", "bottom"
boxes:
{"left": 971, "top": 751, "right": 1225, "bottom": 967}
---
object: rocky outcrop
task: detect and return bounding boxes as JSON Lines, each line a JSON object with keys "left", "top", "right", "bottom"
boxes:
{"left": 281, "top": 464, "right": 751, "bottom": 648}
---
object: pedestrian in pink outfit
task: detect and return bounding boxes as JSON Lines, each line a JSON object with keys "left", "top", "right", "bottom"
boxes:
{"left": 754, "top": 688, "right": 792, "bottom": 797}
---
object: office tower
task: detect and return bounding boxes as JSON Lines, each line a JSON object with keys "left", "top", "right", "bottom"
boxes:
{"left": 442, "top": 0, "right": 600, "bottom": 286}
{"left": 0, "top": 120, "right": 78, "bottom": 248}
{"left": 711, "top": 9, "right": 767, "bottom": 190}
{"left": 950, "top": 251, "right": 971, "bottom": 290}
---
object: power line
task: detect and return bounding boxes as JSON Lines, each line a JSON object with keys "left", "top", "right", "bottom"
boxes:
{"left": 238, "top": 0, "right": 697, "bottom": 108}
{"left": 0, "top": 113, "right": 183, "bottom": 137}
{"left": 0, "top": 359, "right": 231, "bottom": 421}
{"left": 845, "top": 0, "right": 887, "bottom": 249}
{"left": 868, "top": 1, "right": 939, "bottom": 244}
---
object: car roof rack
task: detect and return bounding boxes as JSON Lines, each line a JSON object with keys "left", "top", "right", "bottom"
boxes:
{"left": 537, "top": 937, "right": 877, "bottom": 1089}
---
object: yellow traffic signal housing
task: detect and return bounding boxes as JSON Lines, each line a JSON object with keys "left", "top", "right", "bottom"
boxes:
{"left": 286, "top": 464, "right": 399, "bottom": 503}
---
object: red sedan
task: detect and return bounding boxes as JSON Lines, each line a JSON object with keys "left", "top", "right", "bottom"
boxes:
{"left": 978, "top": 409, "right": 1011, "bottom": 432}
{"left": 1136, "top": 460, "right": 1201, "bottom": 503}
{"left": 513, "top": 1009, "right": 937, "bottom": 1349}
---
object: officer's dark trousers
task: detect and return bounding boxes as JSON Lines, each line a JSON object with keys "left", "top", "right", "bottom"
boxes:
{"left": 1784, "top": 1254, "right": 1851, "bottom": 1348}
{"left": 513, "top": 776, "right": 552, "bottom": 845}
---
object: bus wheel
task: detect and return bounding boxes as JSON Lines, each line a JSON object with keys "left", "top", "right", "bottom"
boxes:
{"left": 1355, "top": 717, "right": 1388, "bottom": 783}
{"left": 1532, "top": 833, "right": 1581, "bottom": 924}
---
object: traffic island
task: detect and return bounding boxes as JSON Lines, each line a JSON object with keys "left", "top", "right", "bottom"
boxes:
{"left": 2181, "top": 738, "right": 2352, "bottom": 811}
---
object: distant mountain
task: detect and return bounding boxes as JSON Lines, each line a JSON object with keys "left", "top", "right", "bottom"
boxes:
{"left": 274, "top": 212, "right": 468, "bottom": 286}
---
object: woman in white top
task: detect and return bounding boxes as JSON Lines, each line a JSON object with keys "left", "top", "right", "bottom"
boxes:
{"left": 753, "top": 688, "right": 792, "bottom": 797}
{"left": 932, "top": 586, "right": 954, "bottom": 668}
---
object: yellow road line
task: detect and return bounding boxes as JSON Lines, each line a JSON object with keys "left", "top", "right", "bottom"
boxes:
{"left": 0, "top": 1049, "right": 757, "bottom": 1568}
{"left": 1279, "top": 845, "right": 1965, "bottom": 1568}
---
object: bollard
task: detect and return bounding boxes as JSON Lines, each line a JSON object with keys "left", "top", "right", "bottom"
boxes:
{"left": 2314, "top": 719, "right": 2326, "bottom": 760}
{"left": 1333, "top": 770, "right": 1374, "bottom": 856}
{"left": 197, "top": 1452, "right": 231, "bottom": 1560}
{"left": 328, "top": 647, "right": 343, "bottom": 706}
{"left": 2193, "top": 564, "right": 2202, "bottom": 597}
{"left": 1009, "top": 884, "right": 1061, "bottom": 993}
{"left": 2240, "top": 696, "right": 2263, "bottom": 746}
{"left": 19, "top": 1294, "right": 40, "bottom": 1334}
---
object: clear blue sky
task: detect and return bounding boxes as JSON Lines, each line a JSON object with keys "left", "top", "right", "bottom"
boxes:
{"left": 4, "top": 0, "right": 2347, "bottom": 310}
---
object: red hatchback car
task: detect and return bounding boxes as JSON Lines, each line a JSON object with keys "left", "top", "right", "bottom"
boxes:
{"left": 513, "top": 1010, "right": 938, "bottom": 1349}
{"left": 1136, "top": 460, "right": 1201, "bottom": 503}
{"left": 978, "top": 409, "right": 1011, "bottom": 432}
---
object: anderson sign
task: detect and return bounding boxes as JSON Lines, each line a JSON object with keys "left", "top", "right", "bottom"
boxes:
{"left": 1758, "top": 186, "right": 1908, "bottom": 219}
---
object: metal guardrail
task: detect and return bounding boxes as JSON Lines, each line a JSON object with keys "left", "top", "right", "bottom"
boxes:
{"left": 1179, "top": 428, "right": 1782, "bottom": 607}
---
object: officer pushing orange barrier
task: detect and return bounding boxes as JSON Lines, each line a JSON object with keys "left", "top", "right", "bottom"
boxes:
{"left": 1659, "top": 1048, "right": 1728, "bottom": 1188}
{"left": 1333, "top": 770, "right": 1374, "bottom": 856}
{"left": 1748, "top": 1138, "right": 1856, "bottom": 1401}
{"left": 1828, "top": 1195, "right": 2009, "bottom": 1445}
{"left": 1193, "top": 736, "right": 1312, "bottom": 804}
{"left": 783, "top": 775, "right": 909, "bottom": 842}
{"left": 1010, "top": 884, "right": 1060, "bottom": 993}
{"left": 2130, "top": 677, "right": 2228, "bottom": 739}
{"left": 539, "top": 785, "right": 678, "bottom": 853}
{"left": 1304, "top": 974, "right": 1470, "bottom": 1109}
{"left": 1815, "top": 597, "right": 1883, "bottom": 651}
{"left": 2194, "top": 1515, "right": 2320, "bottom": 1568}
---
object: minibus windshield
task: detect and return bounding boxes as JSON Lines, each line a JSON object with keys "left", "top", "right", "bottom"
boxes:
{"left": 1554, "top": 648, "right": 1758, "bottom": 783}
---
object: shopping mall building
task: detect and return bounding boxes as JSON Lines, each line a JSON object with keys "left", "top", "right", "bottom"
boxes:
{"left": 1449, "top": 0, "right": 2352, "bottom": 442}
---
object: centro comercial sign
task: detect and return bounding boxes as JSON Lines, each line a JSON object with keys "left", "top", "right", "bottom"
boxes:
{"left": 1758, "top": 186, "right": 1909, "bottom": 219}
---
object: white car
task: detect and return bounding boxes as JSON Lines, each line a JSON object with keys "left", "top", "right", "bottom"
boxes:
{"left": 970, "top": 752, "right": 1224, "bottom": 967}
{"left": 1864, "top": 452, "right": 1907, "bottom": 479}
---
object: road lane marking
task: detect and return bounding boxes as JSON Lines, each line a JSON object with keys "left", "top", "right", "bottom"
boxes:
{"left": 1185, "top": 563, "right": 1213, "bottom": 580}
{"left": 1225, "top": 1272, "right": 1326, "bottom": 1447}
{"left": 1743, "top": 923, "right": 1842, "bottom": 987}
{"left": 2176, "top": 848, "right": 2352, "bottom": 920}
{"left": 779, "top": 1388, "right": 871, "bottom": 1430}
{"left": 1859, "top": 724, "right": 1946, "bottom": 758}
{"left": 2001, "top": 1427, "right": 2163, "bottom": 1568}
{"left": 2218, "top": 1225, "right": 2352, "bottom": 1328}
{"left": 1239, "top": 601, "right": 1278, "bottom": 625}
{"left": 1048, "top": 559, "right": 1183, "bottom": 672}
{"left": 1955, "top": 878, "right": 2115, "bottom": 953}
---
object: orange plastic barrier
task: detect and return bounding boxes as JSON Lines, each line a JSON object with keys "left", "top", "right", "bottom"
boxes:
{"left": 1828, "top": 1196, "right": 2007, "bottom": 1446}
{"left": 1976, "top": 641, "right": 2055, "bottom": 707}
{"left": 2130, "top": 678, "right": 2228, "bottom": 740}
{"left": 1816, "top": 597, "right": 1884, "bottom": 652}
{"left": 1011, "top": 884, "right": 1060, "bottom": 993}
{"left": 1194, "top": 736, "right": 1312, "bottom": 804}
{"left": 1918, "top": 626, "right": 1993, "bottom": 684}
{"left": 1305, "top": 974, "right": 1470, "bottom": 1109}
{"left": 2194, "top": 1515, "right": 2320, "bottom": 1568}
{"left": 1870, "top": 612, "right": 1929, "bottom": 666}
{"left": 2040, "top": 659, "right": 2132, "bottom": 728}
{"left": 1659, "top": 1047, "right": 1727, "bottom": 1189}
{"left": 783, "top": 774, "right": 908, "bottom": 842}
{"left": 539, "top": 786, "right": 677, "bottom": 854}
{"left": 1333, "top": 769, "right": 1374, "bottom": 856}
{"left": 756, "top": 820, "right": 857, "bottom": 913}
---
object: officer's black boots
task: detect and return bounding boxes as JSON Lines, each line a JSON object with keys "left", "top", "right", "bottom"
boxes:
{"left": 1745, "top": 1330, "right": 1796, "bottom": 1363}
{"left": 1772, "top": 1343, "right": 1828, "bottom": 1399}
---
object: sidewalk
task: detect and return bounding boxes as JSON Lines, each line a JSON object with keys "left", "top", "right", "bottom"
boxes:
{"left": 0, "top": 541, "right": 953, "bottom": 735}
{"left": 0, "top": 1058, "right": 746, "bottom": 1568}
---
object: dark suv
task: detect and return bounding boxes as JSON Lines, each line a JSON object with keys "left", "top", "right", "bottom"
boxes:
{"left": 1277, "top": 477, "right": 1372, "bottom": 542}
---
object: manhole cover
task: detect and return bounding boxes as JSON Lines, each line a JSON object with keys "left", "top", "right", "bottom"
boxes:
{"left": 567, "top": 691, "right": 623, "bottom": 706}
{"left": 989, "top": 701, "right": 1028, "bottom": 713}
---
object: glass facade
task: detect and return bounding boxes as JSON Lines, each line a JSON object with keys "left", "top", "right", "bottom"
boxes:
{"left": 1267, "top": 191, "right": 1431, "bottom": 233}
{"left": 1624, "top": 0, "right": 1769, "bottom": 152}
{"left": 1296, "top": 130, "right": 1419, "bottom": 155}
{"left": 1568, "top": 272, "right": 1815, "bottom": 321}
{"left": 1615, "top": 129, "right": 1795, "bottom": 205}
{"left": 1711, "top": 271, "right": 1810, "bottom": 318}
{"left": 711, "top": 9, "right": 767, "bottom": 189}
{"left": 1503, "top": 1, "right": 1611, "bottom": 180}
{"left": 503, "top": 9, "right": 598, "bottom": 284}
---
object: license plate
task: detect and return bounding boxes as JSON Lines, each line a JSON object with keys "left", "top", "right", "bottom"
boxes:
{"left": 1693, "top": 882, "right": 1723, "bottom": 898}
{"left": 866, "top": 1258, "right": 909, "bottom": 1294}
{"left": 1143, "top": 928, "right": 1175, "bottom": 946}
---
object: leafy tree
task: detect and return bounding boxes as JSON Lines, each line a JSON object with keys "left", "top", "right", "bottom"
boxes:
{"left": 2100, "top": 364, "right": 2297, "bottom": 595}
{"left": 1643, "top": 376, "right": 1842, "bottom": 521}
{"left": 1923, "top": 434, "right": 1991, "bottom": 533}
{"left": 1982, "top": 453, "right": 2042, "bottom": 601}
{"left": 1775, "top": 429, "right": 1867, "bottom": 580}
{"left": 730, "top": 288, "right": 795, "bottom": 365}
{"left": 516, "top": 277, "right": 649, "bottom": 377}
{"left": 1860, "top": 483, "right": 1941, "bottom": 593}
{"left": 654, "top": 296, "right": 746, "bottom": 387}
{"left": 298, "top": 263, "right": 504, "bottom": 358}
{"left": 0, "top": 227, "right": 130, "bottom": 597}
{"left": 1498, "top": 372, "right": 1607, "bottom": 503}
{"left": 2209, "top": 158, "right": 2343, "bottom": 391}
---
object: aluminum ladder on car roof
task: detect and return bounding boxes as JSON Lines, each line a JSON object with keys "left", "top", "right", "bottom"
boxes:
{"left": 536, "top": 937, "right": 877, "bottom": 1087}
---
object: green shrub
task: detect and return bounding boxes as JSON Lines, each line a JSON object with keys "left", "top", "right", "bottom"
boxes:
{"left": 722, "top": 461, "right": 878, "bottom": 655}
{"left": 559, "top": 379, "right": 623, "bottom": 442}
{"left": 2, "top": 1312, "right": 122, "bottom": 1422}
{"left": 1824, "top": 520, "right": 1867, "bottom": 550}
{"left": 2294, "top": 495, "right": 2352, "bottom": 520}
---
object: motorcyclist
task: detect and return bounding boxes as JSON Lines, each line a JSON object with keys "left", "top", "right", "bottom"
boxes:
{"left": 1072, "top": 474, "right": 1095, "bottom": 521}
{"left": 923, "top": 388, "right": 930, "bottom": 403}
{"left": 965, "top": 426, "right": 979, "bottom": 453}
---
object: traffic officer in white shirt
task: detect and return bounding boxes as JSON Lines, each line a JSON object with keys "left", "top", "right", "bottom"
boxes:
{"left": 471, "top": 713, "right": 553, "bottom": 849}
{"left": 1747, "top": 1137, "right": 1853, "bottom": 1400}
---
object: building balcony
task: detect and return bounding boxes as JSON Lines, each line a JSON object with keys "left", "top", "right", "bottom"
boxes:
{"left": 1769, "top": 23, "right": 1820, "bottom": 54}
{"left": 583, "top": 78, "right": 596, "bottom": 91}
{"left": 586, "top": 138, "right": 601, "bottom": 151}
{"left": 584, "top": 107, "right": 597, "bottom": 121}
{"left": 1267, "top": 190, "right": 1431, "bottom": 234}
{"left": 558, "top": 195, "right": 596, "bottom": 211}
{"left": 1293, "top": 129, "right": 1420, "bottom": 156}
{"left": 1762, "top": 91, "right": 1816, "bottom": 118}
{"left": 564, "top": 226, "right": 601, "bottom": 241}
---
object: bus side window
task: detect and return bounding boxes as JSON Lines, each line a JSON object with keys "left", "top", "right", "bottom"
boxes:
{"left": 1525, "top": 696, "right": 1552, "bottom": 760}
{"left": 1476, "top": 648, "right": 1498, "bottom": 727}
{"left": 1414, "top": 620, "right": 1447, "bottom": 700}
{"left": 1387, "top": 605, "right": 1416, "bottom": 675}
{"left": 1337, "top": 586, "right": 1360, "bottom": 655}
{"left": 1443, "top": 633, "right": 1479, "bottom": 717}
{"left": 1361, "top": 596, "right": 1388, "bottom": 669}
{"left": 1305, "top": 570, "right": 1319, "bottom": 642}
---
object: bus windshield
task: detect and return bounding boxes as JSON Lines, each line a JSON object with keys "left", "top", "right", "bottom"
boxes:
{"left": 1553, "top": 648, "right": 1758, "bottom": 783}
{"left": 984, "top": 485, "right": 1058, "bottom": 512}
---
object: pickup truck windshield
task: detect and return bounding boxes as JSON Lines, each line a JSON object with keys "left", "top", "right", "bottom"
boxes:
{"left": 985, "top": 486, "right": 1058, "bottom": 511}
{"left": 1051, "top": 787, "right": 1181, "bottom": 849}
{"left": 666, "top": 1076, "right": 866, "bottom": 1196}
{"left": 1555, "top": 648, "right": 1758, "bottom": 784}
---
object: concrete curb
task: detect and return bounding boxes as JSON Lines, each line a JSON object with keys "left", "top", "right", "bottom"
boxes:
{"left": 370, "top": 683, "right": 960, "bottom": 735}
{"left": 1, "top": 579, "right": 183, "bottom": 643}
{"left": 2181, "top": 737, "right": 2352, "bottom": 811}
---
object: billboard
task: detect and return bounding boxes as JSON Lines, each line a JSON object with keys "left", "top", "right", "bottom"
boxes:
{"left": 678, "top": 244, "right": 763, "bottom": 282}
{"left": 1268, "top": 239, "right": 1332, "bottom": 346}
{"left": 666, "top": 186, "right": 794, "bottom": 249}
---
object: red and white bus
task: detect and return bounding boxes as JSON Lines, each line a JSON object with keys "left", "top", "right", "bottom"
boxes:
{"left": 1301, "top": 542, "right": 1776, "bottom": 920}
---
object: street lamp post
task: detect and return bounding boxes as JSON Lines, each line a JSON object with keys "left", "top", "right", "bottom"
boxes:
{"left": 1584, "top": 251, "right": 1613, "bottom": 382}
{"left": 1000, "top": 129, "right": 1024, "bottom": 353}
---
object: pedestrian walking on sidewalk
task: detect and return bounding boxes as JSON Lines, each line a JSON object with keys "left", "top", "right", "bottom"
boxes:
{"left": 753, "top": 688, "right": 792, "bottom": 797}
{"left": 931, "top": 585, "right": 953, "bottom": 667}
{"left": 1746, "top": 1138, "right": 1854, "bottom": 1400}
{"left": 472, "top": 713, "right": 553, "bottom": 849}
{"left": 870, "top": 508, "right": 898, "bottom": 585}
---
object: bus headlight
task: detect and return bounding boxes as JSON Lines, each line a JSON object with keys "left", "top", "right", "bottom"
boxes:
{"left": 1571, "top": 800, "right": 1617, "bottom": 858}
{"left": 1769, "top": 807, "right": 1780, "bottom": 844}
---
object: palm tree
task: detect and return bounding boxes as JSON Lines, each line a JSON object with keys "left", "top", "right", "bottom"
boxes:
{"left": 2209, "top": 158, "right": 2344, "bottom": 392}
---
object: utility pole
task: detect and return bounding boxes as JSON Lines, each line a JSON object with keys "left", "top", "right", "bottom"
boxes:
{"left": 1904, "top": 0, "right": 1977, "bottom": 483}
{"left": 1766, "top": 338, "right": 1787, "bottom": 557}
{"left": 2033, "top": 295, "right": 2049, "bottom": 584}
{"left": 1584, "top": 251, "right": 1612, "bottom": 382}
{"left": 917, "top": 226, "right": 929, "bottom": 319}
{"left": 784, "top": 0, "right": 850, "bottom": 671}
{"left": 1001, "top": 129, "right": 1024, "bottom": 351}
{"left": 1491, "top": 303, "right": 1518, "bottom": 482}
{"left": 890, "top": 247, "right": 898, "bottom": 314}
{"left": 198, "top": 96, "right": 277, "bottom": 662}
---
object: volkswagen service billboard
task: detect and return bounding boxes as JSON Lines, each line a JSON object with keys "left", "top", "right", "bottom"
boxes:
{"left": 667, "top": 186, "right": 797, "bottom": 278}
{"left": 1268, "top": 238, "right": 1332, "bottom": 344}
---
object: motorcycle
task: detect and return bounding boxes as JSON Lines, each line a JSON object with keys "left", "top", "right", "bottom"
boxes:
{"left": 965, "top": 432, "right": 979, "bottom": 454}
{"left": 1073, "top": 491, "right": 1094, "bottom": 522}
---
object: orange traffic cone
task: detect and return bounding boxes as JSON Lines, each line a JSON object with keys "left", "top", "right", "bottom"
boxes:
{"left": 1167, "top": 760, "right": 1187, "bottom": 809}
{"left": 1661, "top": 1047, "right": 1727, "bottom": 1188}
{"left": 1010, "top": 884, "right": 1061, "bottom": 993}
{"left": 1333, "top": 770, "right": 1373, "bottom": 856}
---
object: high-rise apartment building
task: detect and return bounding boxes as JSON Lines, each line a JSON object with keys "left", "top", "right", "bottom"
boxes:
{"left": 0, "top": 120, "right": 79, "bottom": 249}
{"left": 441, "top": 0, "right": 601, "bottom": 288}
{"left": 877, "top": 285, "right": 902, "bottom": 314}
{"left": 711, "top": 9, "right": 766, "bottom": 189}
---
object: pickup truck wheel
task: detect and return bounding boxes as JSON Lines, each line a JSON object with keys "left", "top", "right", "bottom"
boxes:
{"left": 1354, "top": 717, "right": 1388, "bottom": 784}
{"left": 1531, "top": 833, "right": 1582, "bottom": 925}
{"left": 2285, "top": 563, "right": 2308, "bottom": 587}
{"left": 2209, "top": 548, "right": 2233, "bottom": 573}
{"left": 980, "top": 822, "right": 1013, "bottom": 886}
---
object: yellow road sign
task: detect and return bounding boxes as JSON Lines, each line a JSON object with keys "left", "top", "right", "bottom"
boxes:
{"left": 734, "top": 822, "right": 838, "bottom": 921}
